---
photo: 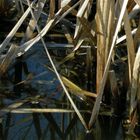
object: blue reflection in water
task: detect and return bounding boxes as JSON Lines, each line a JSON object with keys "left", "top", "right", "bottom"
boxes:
{"left": 0, "top": 45, "right": 125, "bottom": 140}
{"left": 1, "top": 113, "right": 125, "bottom": 140}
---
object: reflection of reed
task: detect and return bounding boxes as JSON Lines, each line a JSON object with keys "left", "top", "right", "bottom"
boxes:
{"left": 31, "top": 104, "right": 42, "bottom": 139}
{"left": 3, "top": 113, "right": 11, "bottom": 140}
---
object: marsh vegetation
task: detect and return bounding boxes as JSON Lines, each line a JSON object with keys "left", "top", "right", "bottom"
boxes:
{"left": 0, "top": 0, "right": 140, "bottom": 139}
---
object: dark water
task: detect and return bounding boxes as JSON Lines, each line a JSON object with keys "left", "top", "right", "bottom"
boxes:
{"left": 0, "top": 113, "right": 125, "bottom": 140}
{"left": 0, "top": 45, "right": 130, "bottom": 140}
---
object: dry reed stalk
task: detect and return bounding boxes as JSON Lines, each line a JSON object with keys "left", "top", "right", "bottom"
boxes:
{"left": 89, "top": 0, "right": 129, "bottom": 128}
{"left": 74, "top": 0, "right": 94, "bottom": 48}
{"left": 41, "top": 42, "right": 91, "bottom": 49}
{"left": 73, "top": 20, "right": 96, "bottom": 52}
{"left": 18, "top": 1, "right": 80, "bottom": 55}
{"left": 134, "top": 0, "right": 140, "bottom": 7}
{"left": 0, "top": 0, "right": 46, "bottom": 84}
{"left": 129, "top": 4, "right": 140, "bottom": 19}
{"left": 130, "top": 44, "right": 140, "bottom": 115}
{"left": 2, "top": 108, "right": 91, "bottom": 113}
{"left": 18, "top": 14, "right": 60, "bottom": 55}
{"left": 73, "top": 39, "right": 84, "bottom": 51}
{"left": 26, "top": 0, "right": 88, "bottom": 130}
{"left": 1, "top": 108, "right": 90, "bottom": 114}
{"left": 2, "top": 0, "right": 139, "bottom": 133}
{"left": 6, "top": 100, "right": 27, "bottom": 108}
{"left": 123, "top": 9, "right": 135, "bottom": 83}
{"left": 0, "top": 44, "right": 19, "bottom": 74}
{"left": 74, "top": 0, "right": 84, "bottom": 39}
{"left": 129, "top": 24, "right": 140, "bottom": 116}
{"left": 58, "top": 0, "right": 61, "bottom": 9}
{"left": 77, "top": 0, "right": 91, "bottom": 18}
{"left": 103, "top": 0, "right": 110, "bottom": 62}
{"left": 61, "top": 0, "right": 71, "bottom": 8}
{"left": 0, "top": 0, "right": 44, "bottom": 74}
{"left": 105, "top": 0, "right": 115, "bottom": 63}
{"left": 64, "top": 4, "right": 78, "bottom": 16}
{"left": 62, "top": 76, "right": 97, "bottom": 98}
{"left": 60, "top": 3, "right": 78, "bottom": 44}
{"left": 0, "top": 6, "right": 31, "bottom": 53}
{"left": 21, "top": 0, "right": 46, "bottom": 43}
{"left": 96, "top": 0, "right": 105, "bottom": 94}
{"left": 86, "top": 46, "right": 92, "bottom": 91}
{"left": 78, "top": 17, "right": 95, "bottom": 44}
{"left": 55, "top": 1, "right": 80, "bottom": 24}
{"left": 134, "top": 20, "right": 140, "bottom": 49}
{"left": 58, "top": 52, "right": 75, "bottom": 65}
{"left": 116, "top": 28, "right": 137, "bottom": 44}
{"left": 103, "top": 0, "right": 115, "bottom": 102}
{"left": 48, "top": 0, "right": 55, "bottom": 20}
{"left": 62, "top": 24, "right": 74, "bottom": 44}
{"left": 127, "top": 0, "right": 136, "bottom": 13}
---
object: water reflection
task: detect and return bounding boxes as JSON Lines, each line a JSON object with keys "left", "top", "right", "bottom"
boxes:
{"left": 0, "top": 46, "right": 127, "bottom": 140}
{"left": 0, "top": 112, "right": 126, "bottom": 140}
